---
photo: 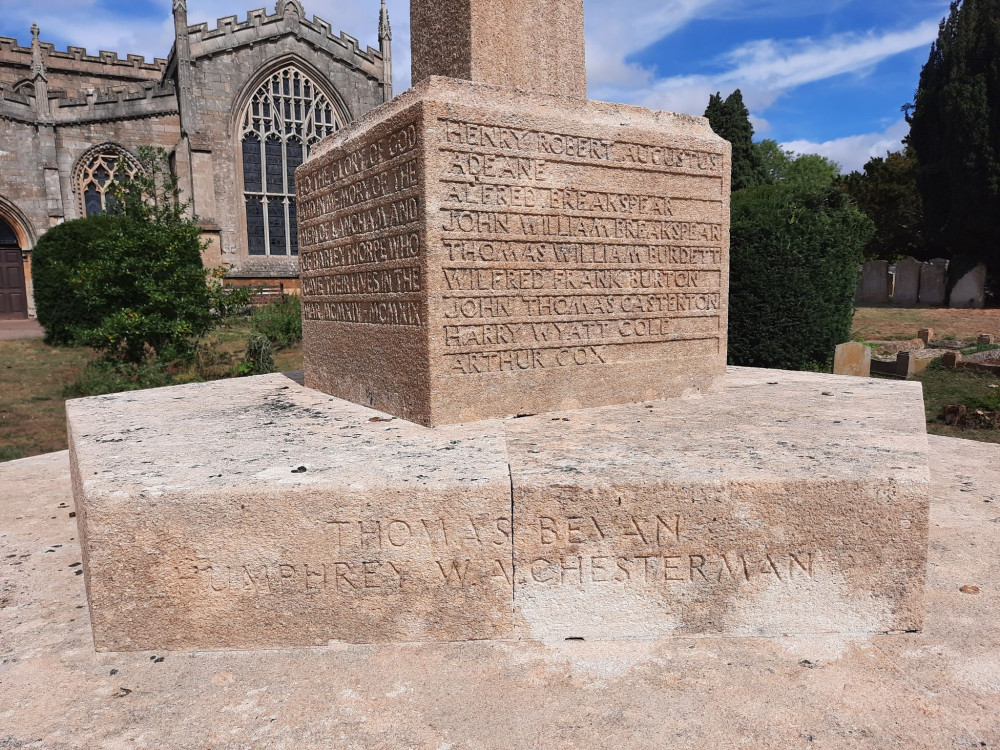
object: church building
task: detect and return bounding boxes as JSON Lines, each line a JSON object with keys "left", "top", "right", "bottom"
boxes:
{"left": 0, "top": 0, "right": 393, "bottom": 318}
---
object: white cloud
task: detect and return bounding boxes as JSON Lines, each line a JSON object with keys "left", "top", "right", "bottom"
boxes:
{"left": 613, "top": 20, "right": 940, "bottom": 116}
{"left": 781, "top": 119, "right": 910, "bottom": 173}
{"left": 4, "top": 0, "right": 935, "bottom": 168}
{"left": 584, "top": 0, "right": 725, "bottom": 91}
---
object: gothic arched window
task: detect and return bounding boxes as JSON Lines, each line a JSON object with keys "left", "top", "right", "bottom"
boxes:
{"left": 75, "top": 146, "right": 142, "bottom": 217}
{"left": 240, "top": 66, "right": 344, "bottom": 256}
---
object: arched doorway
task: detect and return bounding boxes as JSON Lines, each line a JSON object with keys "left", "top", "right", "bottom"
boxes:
{"left": 0, "top": 215, "right": 28, "bottom": 319}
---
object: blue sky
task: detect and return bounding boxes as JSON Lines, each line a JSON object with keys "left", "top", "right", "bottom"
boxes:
{"left": 0, "top": 0, "right": 950, "bottom": 171}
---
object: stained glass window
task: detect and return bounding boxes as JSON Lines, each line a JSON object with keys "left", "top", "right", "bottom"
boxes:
{"left": 76, "top": 146, "right": 141, "bottom": 217}
{"left": 240, "top": 66, "right": 344, "bottom": 257}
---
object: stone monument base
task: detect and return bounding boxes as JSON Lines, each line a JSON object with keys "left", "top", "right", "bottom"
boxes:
{"left": 68, "top": 368, "right": 929, "bottom": 652}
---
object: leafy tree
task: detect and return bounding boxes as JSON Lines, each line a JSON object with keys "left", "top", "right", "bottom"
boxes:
{"left": 839, "top": 149, "right": 927, "bottom": 262}
{"left": 729, "top": 184, "right": 874, "bottom": 371}
{"left": 906, "top": 0, "right": 1000, "bottom": 289}
{"left": 705, "top": 89, "right": 768, "bottom": 190}
{"left": 756, "top": 139, "right": 841, "bottom": 190}
{"left": 32, "top": 147, "right": 213, "bottom": 364}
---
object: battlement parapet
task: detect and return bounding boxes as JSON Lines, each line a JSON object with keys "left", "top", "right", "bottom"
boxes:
{"left": 186, "top": 4, "right": 384, "bottom": 80}
{"left": 0, "top": 80, "right": 178, "bottom": 125}
{"left": 0, "top": 35, "right": 166, "bottom": 77}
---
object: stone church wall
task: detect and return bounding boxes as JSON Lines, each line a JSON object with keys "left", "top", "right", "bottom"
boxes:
{"left": 0, "top": 0, "right": 392, "bottom": 317}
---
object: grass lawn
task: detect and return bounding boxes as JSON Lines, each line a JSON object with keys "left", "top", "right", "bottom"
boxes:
{"left": 0, "top": 340, "right": 94, "bottom": 461}
{"left": 916, "top": 365, "right": 1000, "bottom": 444}
{"left": 0, "top": 320, "right": 302, "bottom": 463}
{"left": 853, "top": 307, "right": 1000, "bottom": 341}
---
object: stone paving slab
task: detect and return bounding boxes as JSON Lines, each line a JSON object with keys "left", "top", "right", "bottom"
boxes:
{"left": 1, "top": 437, "right": 997, "bottom": 748}
{"left": 0, "top": 319, "right": 43, "bottom": 341}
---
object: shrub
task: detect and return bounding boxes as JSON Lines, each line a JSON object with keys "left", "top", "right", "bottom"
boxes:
{"left": 207, "top": 268, "right": 259, "bottom": 318}
{"left": 250, "top": 294, "right": 302, "bottom": 350}
{"left": 32, "top": 148, "right": 213, "bottom": 364}
{"left": 62, "top": 358, "right": 178, "bottom": 398}
{"left": 728, "top": 184, "right": 874, "bottom": 371}
{"left": 236, "top": 335, "right": 276, "bottom": 376}
{"left": 32, "top": 215, "right": 119, "bottom": 346}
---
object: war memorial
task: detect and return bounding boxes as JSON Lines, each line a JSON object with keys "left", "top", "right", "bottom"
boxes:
{"left": 1, "top": 0, "right": 998, "bottom": 746}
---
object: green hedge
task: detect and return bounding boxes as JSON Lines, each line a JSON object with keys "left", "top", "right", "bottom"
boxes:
{"left": 32, "top": 212, "right": 211, "bottom": 363}
{"left": 32, "top": 215, "right": 118, "bottom": 346}
{"left": 729, "top": 184, "right": 873, "bottom": 371}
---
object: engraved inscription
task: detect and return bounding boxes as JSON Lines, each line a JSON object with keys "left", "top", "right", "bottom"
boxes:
{"left": 183, "top": 514, "right": 514, "bottom": 597}
{"left": 520, "top": 512, "right": 818, "bottom": 589}
{"left": 298, "top": 122, "right": 424, "bottom": 327}
{"left": 436, "top": 117, "right": 727, "bottom": 374}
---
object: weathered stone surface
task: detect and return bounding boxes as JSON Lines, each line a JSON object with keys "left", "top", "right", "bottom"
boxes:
{"left": 508, "top": 368, "right": 928, "bottom": 640}
{"left": 892, "top": 256, "right": 921, "bottom": 306}
{"left": 950, "top": 263, "right": 987, "bottom": 309}
{"left": 411, "top": 0, "right": 586, "bottom": 98}
{"left": 833, "top": 341, "right": 872, "bottom": 377}
{"left": 919, "top": 262, "right": 947, "bottom": 307}
{"left": 68, "top": 368, "right": 928, "bottom": 650}
{"left": 298, "top": 76, "right": 731, "bottom": 426}
{"left": 68, "top": 375, "right": 514, "bottom": 651}
{"left": 943, "top": 351, "right": 963, "bottom": 369}
{"left": 856, "top": 260, "right": 890, "bottom": 305}
{"left": 4, "top": 438, "right": 994, "bottom": 749}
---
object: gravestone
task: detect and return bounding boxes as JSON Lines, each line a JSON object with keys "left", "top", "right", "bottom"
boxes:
{"left": 297, "top": 0, "right": 730, "bottom": 427}
{"left": 833, "top": 341, "right": 872, "bottom": 377}
{"left": 66, "top": 0, "right": 931, "bottom": 652}
{"left": 857, "top": 261, "right": 890, "bottom": 305}
{"left": 949, "top": 264, "right": 987, "bottom": 309}
{"left": 892, "top": 257, "right": 921, "bottom": 306}
{"left": 919, "top": 262, "right": 947, "bottom": 307}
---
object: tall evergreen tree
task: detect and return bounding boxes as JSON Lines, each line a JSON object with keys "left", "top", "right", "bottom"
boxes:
{"left": 704, "top": 89, "right": 767, "bottom": 190}
{"left": 840, "top": 150, "right": 927, "bottom": 263}
{"left": 907, "top": 0, "right": 1000, "bottom": 290}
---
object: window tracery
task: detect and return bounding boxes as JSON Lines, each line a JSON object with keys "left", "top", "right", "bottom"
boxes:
{"left": 240, "top": 65, "right": 344, "bottom": 256}
{"left": 75, "top": 146, "right": 142, "bottom": 217}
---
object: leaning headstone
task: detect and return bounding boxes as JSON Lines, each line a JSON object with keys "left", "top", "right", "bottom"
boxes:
{"left": 297, "top": 0, "right": 730, "bottom": 427}
{"left": 950, "top": 264, "right": 987, "bottom": 309}
{"left": 919, "top": 263, "right": 947, "bottom": 307}
{"left": 833, "top": 342, "right": 872, "bottom": 377}
{"left": 943, "top": 351, "right": 962, "bottom": 369}
{"left": 918, "top": 328, "right": 933, "bottom": 345}
{"left": 857, "top": 260, "right": 891, "bottom": 305}
{"left": 892, "top": 257, "right": 921, "bottom": 306}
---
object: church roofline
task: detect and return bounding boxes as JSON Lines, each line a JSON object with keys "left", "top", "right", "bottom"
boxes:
{"left": 0, "top": 80, "right": 178, "bottom": 126}
{"left": 0, "top": 35, "right": 167, "bottom": 74}
{"left": 175, "top": 4, "right": 385, "bottom": 78}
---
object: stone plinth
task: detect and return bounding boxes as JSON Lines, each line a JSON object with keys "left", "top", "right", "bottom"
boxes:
{"left": 68, "top": 368, "right": 929, "bottom": 651}
{"left": 297, "top": 76, "right": 731, "bottom": 426}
